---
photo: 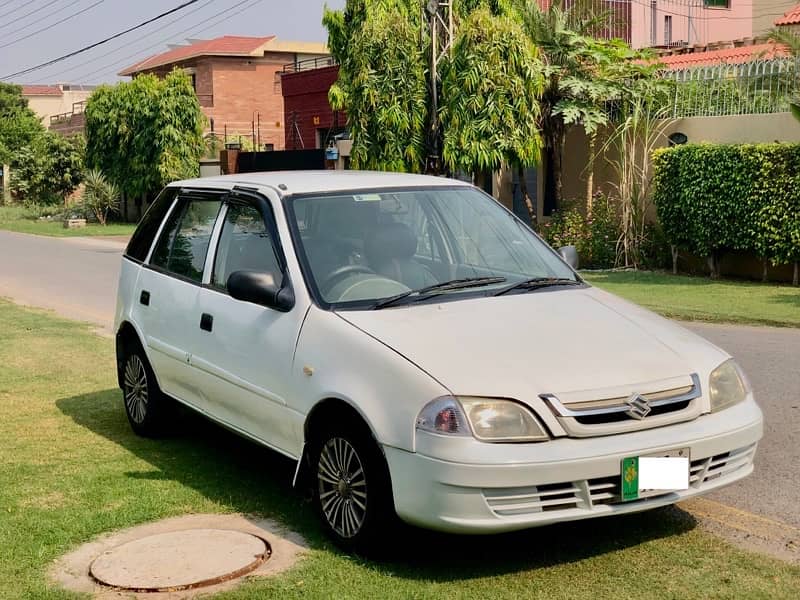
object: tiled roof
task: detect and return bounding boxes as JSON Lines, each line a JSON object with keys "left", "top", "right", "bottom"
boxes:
{"left": 658, "top": 43, "right": 788, "bottom": 70}
{"left": 775, "top": 4, "right": 800, "bottom": 26}
{"left": 119, "top": 35, "right": 276, "bottom": 76}
{"left": 21, "top": 85, "right": 62, "bottom": 96}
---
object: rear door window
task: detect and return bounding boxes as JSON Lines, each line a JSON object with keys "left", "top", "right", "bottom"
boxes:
{"left": 125, "top": 187, "right": 178, "bottom": 262}
{"left": 150, "top": 195, "right": 223, "bottom": 283}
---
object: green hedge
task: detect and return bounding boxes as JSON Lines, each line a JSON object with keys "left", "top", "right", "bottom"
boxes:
{"left": 652, "top": 143, "right": 800, "bottom": 280}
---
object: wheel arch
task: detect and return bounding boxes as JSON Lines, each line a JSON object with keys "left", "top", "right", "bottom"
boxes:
{"left": 115, "top": 320, "right": 151, "bottom": 389}
{"left": 295, "top": 396, "right": 388, "bottom": 490}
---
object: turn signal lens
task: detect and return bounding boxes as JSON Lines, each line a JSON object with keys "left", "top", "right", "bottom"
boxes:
{"left": 416, "top": 396, "right": 470, "bottom": 436}
{"left": 709, "top": 359, "right": 750, "bottom": 413}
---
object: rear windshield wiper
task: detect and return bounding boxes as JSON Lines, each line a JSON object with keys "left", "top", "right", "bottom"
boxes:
{"left": 493, "top": 277, "right": 582, "bottom": 297}
{"left": 373, "top": 277, "right": 507, "bottom": 309}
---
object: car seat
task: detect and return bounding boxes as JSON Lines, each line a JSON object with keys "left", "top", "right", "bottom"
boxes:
{"left": 364, "top": 222, "right": 437, "bottom": 289}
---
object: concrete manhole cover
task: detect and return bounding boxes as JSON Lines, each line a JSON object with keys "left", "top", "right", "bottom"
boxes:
{"left": 90, "top": 529, "right": 270, "bottom": 592}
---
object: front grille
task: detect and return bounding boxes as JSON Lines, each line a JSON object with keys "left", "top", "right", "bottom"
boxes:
{"left": 482, "top": 443, "right": 757, "bottom": 518}
{"left": 540, "top": 374, "right": 702, "bottom": 436}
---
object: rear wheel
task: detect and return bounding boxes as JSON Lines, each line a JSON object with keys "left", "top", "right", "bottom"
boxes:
{"left": 121, "top": 343, "right": 171, "bottom": 437}
{"left": 310, "top": 422, "right": 395, "bottom": 553}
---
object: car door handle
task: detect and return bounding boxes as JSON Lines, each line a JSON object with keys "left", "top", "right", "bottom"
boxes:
{"left": 200, "top": 313, "right": 214, "bottom": 332}
{"left": 140, "top": 290, "right": 150, "bottom": 306}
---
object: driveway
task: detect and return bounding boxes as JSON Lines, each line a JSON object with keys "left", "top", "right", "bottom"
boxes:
{"left": 0, "top": 230, "right": 797, "bottom": 553}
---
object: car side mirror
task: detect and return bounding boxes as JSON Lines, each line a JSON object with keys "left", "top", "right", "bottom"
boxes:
{"left": 227, "top": 270, "right": 295, "bottom": 312}
{"left": 558, "top": 245, "right": 579, "bottom": 270}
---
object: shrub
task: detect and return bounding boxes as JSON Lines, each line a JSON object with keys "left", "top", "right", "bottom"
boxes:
{"left": 541, "top": 196, "right": 619, "bottom": 269}
{"left": 652, "top": 143, "right": 800, "bottom": 283}
{"left": 79, "top": 169, "right": 120, "bottom": 225}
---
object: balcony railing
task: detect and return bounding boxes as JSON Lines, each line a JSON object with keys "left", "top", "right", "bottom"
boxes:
{"left": 282, "top": 56, "right": 338, "bottom": 74}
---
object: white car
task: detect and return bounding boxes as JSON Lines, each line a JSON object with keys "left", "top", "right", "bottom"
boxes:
{"left": 114, "top": 171, "right": 763, "bottom": 551}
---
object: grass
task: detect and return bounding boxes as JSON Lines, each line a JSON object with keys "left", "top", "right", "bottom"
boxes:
{"left": 0, "top": 204, "right": 136, "bottom": 238}
{"left": 584, "top": 270, "right": 800, "bottom": 328}
{"left": 0, "top": 300, "right": 799, "bottom": 598}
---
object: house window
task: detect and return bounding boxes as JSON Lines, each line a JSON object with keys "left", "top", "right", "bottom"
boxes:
{"left": 664, "top": 15, "right": 673, "bottom": 46}
{"left": 704, "top": 0, "right": 729, "bottom": 7}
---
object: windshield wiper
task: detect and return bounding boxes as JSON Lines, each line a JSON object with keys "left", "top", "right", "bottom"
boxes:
{"left": 373, "top": 277, "right": 507, "bottom": 309}
{"left": 493, "top": 277, "right": 582, "bottom": 297}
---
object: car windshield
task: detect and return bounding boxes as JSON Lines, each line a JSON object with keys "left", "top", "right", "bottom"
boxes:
{"left": 287, "top": 186, "right": 579, "bottom": 309}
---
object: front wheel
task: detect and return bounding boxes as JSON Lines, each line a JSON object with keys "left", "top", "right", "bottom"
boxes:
{"left": 310, "top": 423, "right": 395, "bottom": 553}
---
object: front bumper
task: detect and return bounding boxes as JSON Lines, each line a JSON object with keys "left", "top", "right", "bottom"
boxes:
{"left": 384, "top": 398, "right": 762, "bottom": 533}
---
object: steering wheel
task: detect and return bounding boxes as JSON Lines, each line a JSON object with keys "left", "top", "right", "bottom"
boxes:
{"left": 322, "top": 264, "right": 375, "bottom": 294}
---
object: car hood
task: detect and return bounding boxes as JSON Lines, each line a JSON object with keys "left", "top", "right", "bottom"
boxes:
{"left": 336, "top": 287, "right": 726, "bottom": 400}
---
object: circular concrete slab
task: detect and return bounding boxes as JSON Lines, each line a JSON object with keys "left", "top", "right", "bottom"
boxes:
{"left": 90, "top": 528, "right": 269, "bottom": 592}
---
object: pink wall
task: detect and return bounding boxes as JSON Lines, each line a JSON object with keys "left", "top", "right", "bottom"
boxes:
{"left": 630, "top": 1, "right": 753, "bottom": 49}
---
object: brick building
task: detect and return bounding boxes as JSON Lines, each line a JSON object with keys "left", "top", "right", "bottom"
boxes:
{"left": 281, "top": 62, "right": 344, "bottom": 152}
{"left": 119, "top": 36, "right": 329, "bottom": 151}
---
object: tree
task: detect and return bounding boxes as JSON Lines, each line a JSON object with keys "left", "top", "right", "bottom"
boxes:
{"left": 511, "top": 0, "right": 632, "bottom": 214}
{"left": 9, "top": 132, "right": 84, "bottom": 205}
{"left": 440, "top": 7, "right": 544, "bottom": 223}
{"left": 0, "top": 83, "right": 45, "bottom": 166}
{"left": 324, "top": 0, "right": 428, "bottom": 172}
{"left": 325, "top": 0, "right": 548, "bottom": 221}
{"left": 85, "top": 69, "right": 205, "bottom": 215}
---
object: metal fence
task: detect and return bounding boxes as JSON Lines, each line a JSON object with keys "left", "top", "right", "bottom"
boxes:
{"left": 665, "top": 58, "right": 800, "bottom": 118}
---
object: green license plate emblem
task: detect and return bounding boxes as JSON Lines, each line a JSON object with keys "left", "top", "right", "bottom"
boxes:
{"left": 621, "top": 456, "right": 639, "bottom": 501}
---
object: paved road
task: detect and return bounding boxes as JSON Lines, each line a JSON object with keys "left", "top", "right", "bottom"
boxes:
{"left": 0, "top": 229, "right": 798, "bottom": 534}
{"left": 0, "top": 230, "right": 124, "bottom": 330}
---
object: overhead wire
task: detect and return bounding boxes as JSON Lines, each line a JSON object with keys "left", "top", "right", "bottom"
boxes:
{"left": 0, "top": 0, "right": 62, "bottom": 21}
{"left": 68, "top": 0, "right": 268, "bottom": 83}
{"left": 34, "top": 0, "right": 218, "bottom": 81}
{"left": 0, "top": 0, "right": 82, "bottom": 32}
{"left": 0, "top": 1, "right": 106, "bottom": 50}
{"left": 0, "top": 0, "right": 205, "bottom": 80}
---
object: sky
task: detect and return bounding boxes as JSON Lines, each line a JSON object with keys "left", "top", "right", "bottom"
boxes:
{"left": 0, "top": 0, "right": 347, "bottom": 85}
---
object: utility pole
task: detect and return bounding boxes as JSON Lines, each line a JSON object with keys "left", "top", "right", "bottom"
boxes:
{"left": 425, "top": 0, "right": 454, "bottom": 175}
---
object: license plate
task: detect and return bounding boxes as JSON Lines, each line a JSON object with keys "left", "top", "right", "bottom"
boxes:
{"left": 621, "top": 448, "right": 690, "bottom": 502}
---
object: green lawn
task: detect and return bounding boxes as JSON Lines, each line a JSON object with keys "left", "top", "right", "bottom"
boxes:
{"left": 0, "top": 205, "right": 136, "bottom": 238}
{"left": 0, "top": 300, "right": 799, "bottom": 598}
{"left": 584, "top": 271, "right": 800, "bottom": 328}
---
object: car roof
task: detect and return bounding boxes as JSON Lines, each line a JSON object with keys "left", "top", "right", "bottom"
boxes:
{"left": 171, "top": 170, "right": 472, "bottom": 196}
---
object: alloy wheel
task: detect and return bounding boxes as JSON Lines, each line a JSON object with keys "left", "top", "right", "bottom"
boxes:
{"left": 317, "top": 437, "right": 368, "bottom": 538}
{"left": 124, "top": 355, "right": 149, "bottom": 424}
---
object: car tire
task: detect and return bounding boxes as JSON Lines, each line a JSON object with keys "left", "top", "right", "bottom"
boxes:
{"left": 309, "top": 421, "right": 396, "bottom": 554}
{"left": 120, "top": 341, "right": 171, "bottom": 438}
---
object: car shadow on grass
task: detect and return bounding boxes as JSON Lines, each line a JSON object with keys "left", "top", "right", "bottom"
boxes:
{"left": 56, "top": 389, "right": 698, "bottom": 582}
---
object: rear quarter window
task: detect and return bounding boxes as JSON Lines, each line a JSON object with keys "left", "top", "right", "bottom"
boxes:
{"left": 124, "top": 188, "right": 179, "bottom": 262}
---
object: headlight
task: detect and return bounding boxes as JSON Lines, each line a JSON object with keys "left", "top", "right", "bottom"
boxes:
{"left": 709, "top": 359, "right": 750, "bottom": 412}
{"left": 416, "top": 396, "right": 549, "bottom": 442}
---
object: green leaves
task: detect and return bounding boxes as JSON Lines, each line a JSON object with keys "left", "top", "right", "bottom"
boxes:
{"left": 0, "top": 83, "right": 45, "bottom": 166}
{"left": 9, "top": 132, "right": 84, "bottom": 205}
{"left": 85, "top": 69, "right": 205, "bottom": 200}
{"left": 440, "top": 7, "right": 544, "bottom": 174}
{"left": 653, "top": 143, "right": 800, "bottom": 270}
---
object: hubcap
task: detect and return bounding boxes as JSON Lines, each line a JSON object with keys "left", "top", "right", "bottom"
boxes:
{"left": 317, "top": 437, "right": 367, "bottom": 538}
{"left": 123, "top": 355, "right": 149, "bottom": 424}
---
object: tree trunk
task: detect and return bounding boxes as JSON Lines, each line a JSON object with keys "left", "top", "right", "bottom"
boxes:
{"left": 517, "top": 164, "right": 537, "bottom": 228}
{"left": 671, "top": 245, "right": 679, "bottom": 275}
{"left": 708, "top": 253, "right": 721, "bottom": 280}
{"left": 586, "top": 135, "right": 596, "bottom": 218}
{"left": 762, "top": 258, "right": 768, "bottom": 283}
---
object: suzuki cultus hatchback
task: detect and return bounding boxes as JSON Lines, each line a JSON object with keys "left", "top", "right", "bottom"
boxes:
{"left": 115, "top": 172, "right": 762, "bottom": 551}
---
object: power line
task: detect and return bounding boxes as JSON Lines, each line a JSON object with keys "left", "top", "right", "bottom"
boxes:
{"left": 70, "top": 0, "right": 267, "bottom": 83}
{"left": 0, "top": 0, "right": 61, "bottom": 21}
{"left": 0, "top": 0, "right": 81, "bottom": 32}
{"left": 38, "top": 0, "right": 218, "bottom": 81}
{"left": 0, "top": 1, "right": 106, "bottom": 50}
{"left": 0, "top": 0, "right": 205, "bottom": 81}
